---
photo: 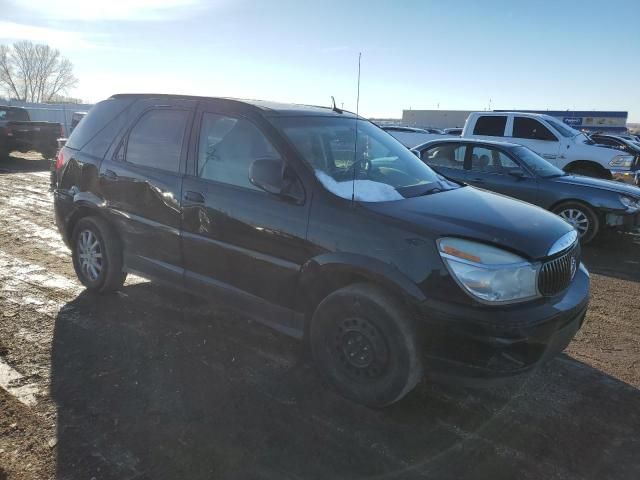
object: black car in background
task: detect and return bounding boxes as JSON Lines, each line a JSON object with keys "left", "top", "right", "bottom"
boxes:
{"left": 53, "top": 94, "right": 589, "bottom": 406}
{"left": 413, "top": 138, "right": 640, "bottom": 243}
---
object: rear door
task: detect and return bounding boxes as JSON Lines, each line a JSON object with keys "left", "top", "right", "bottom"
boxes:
{"left": 98, "top": 98, "right": 196, "bottom": 283}
{"left": 180, "top": 102, "right": 312, "bottom": 313}
{"left": 470, "top": 115, "right": 509, "bottom": 141}
{"left": 419, "top": 143, "right": 469, "bottom": 183}
{"left": 510, "top": 116, "right": 562, "bottom": 165}
{"left": 466, "top": 145, "right": 539, "bottom": 204}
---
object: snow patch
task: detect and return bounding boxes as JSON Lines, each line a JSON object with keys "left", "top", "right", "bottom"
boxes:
{"left": 315, "top": 171, "right": 403, "bottom": 202}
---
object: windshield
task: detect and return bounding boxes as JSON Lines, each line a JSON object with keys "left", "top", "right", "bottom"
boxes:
{"left": 512, "top": 146, "right": 565, "bottom": 178}
{"left": 275, "top": 116, "right": 457, "bottom": 202}
{"left": 542, "top": 116, "right": 581, "bottom": 138}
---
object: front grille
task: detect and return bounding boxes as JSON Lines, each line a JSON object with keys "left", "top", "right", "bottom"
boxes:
{"left": 538, "top": 242, "right": 580, "bottom": 296}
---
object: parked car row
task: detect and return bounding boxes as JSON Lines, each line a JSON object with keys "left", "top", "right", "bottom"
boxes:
{"left": 384, "top": 112, "right": 640, "bottom": 186}
{"left": 52, "top": 93, "right": 592, "bottom": 407}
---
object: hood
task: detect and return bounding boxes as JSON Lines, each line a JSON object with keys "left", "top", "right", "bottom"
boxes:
{"left": 553, "top": 175, "right": 640, "bottom": 198}
{"left": 366, "top": 186, "right": 573, "bottom": 260}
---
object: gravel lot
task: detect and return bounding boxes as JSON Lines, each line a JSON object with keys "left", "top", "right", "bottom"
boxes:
{"left": 1, "top": 153, "right": 639, "bottom": 480}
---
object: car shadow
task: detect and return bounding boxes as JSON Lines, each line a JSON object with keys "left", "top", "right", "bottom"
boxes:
{"left": 0, "top": 152, "right": 51, "bottom": 174}
{"left": 582, "top": 231, "right": 640, "bottom": 282}
{"left": 51, "top": 283, "right": 640, "bottom": 480}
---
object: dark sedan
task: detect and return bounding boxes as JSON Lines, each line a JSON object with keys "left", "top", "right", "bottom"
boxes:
{"left": 412, "top": 138, "right": 640, "bottom": 243}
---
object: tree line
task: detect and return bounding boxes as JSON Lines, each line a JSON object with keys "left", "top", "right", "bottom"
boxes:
{"left": 0, "top": 41, "right": 78, "bottom": 103}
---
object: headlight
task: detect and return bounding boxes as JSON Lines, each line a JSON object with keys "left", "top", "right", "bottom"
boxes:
{"left": 438, "top": 237, "right": 539, "bottom": 304}
{"left": 619, "top": 195, "right": 640, "bottom": 212}
{"left": 609, "top": 155, "right": 634, "bottom": 168}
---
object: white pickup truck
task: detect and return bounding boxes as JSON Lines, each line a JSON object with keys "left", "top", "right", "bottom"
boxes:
{"left": 461, "top": 112, "right": 638, "bottom": 182}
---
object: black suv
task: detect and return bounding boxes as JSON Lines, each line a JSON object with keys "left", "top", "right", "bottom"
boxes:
{"left": 53, "top": 94, "right": 589, "bottom": 406}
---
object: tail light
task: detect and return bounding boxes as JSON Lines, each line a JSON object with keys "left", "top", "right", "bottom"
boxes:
{"left": 55, "top": 149, "right": 66, "bottom": 170}
{"left": 6, "top": 126, "right": 13, "bottom": 136}
{"left": 59, "top": 124, "right": 64, "bottom": 138}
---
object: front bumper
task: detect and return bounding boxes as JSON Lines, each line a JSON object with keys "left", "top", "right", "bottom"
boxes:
{"left": 604, "top": 209, "right": 640, "bottom": 231}
{"left": 419, "top": 263, "right": 590, "bottom": 383}
{"left": 611, "top": 167, "right": 639, "bottom": 185}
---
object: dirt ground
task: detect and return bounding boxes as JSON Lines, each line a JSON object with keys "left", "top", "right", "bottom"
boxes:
{"left": 0, "top": 152, "right": 639, "bottom": 480}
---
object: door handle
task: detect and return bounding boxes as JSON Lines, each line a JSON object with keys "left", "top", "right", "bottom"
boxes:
{"left": 184, "top": 191, "right": 205, "bottom": 203}
{"left": 471, "top": 177, "right": 485, "bottom": 183}
{"left": 103, "top": 169, "right": 118, "bottom": 179}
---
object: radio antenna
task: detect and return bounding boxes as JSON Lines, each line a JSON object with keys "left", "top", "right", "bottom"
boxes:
{"left": 351, "top": 52, "right": 362, "bottom": 203}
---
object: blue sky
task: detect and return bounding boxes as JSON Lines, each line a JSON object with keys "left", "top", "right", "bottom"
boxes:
{"left": 1, "top": 0, "right": 639, "bottom": 121}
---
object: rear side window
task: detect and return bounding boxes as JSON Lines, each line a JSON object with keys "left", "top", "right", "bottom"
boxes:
{"left": 473, "top": 116, "right": 507, "bottom": 137}
{"left": 125, "top": 109, "right": 189, "bottom": 173}
{"left": 513, "top": 117, "right": 557, "bottom": 141}
{"left": 66, "top": 98, "right": 134, "bottom": 151}
{"left": 421, "top": 144, "right": 466, "bottom": 169}
{"left": 0, "top": 108, "right": 29, "bottom": 121}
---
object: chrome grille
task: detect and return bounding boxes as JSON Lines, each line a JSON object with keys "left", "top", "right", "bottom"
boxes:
{"left": 538, "top": 242, "right": 580, "bottom": 296}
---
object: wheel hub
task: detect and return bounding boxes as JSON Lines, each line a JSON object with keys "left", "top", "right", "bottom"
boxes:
{"left": 559, "top": 208, "right": 589, "bottom": 236}
{"left": 333, "top": 317, "right": 388, "bottom": 379}
{"left": 77, "top": 230, "right": 103, "bottom": 281}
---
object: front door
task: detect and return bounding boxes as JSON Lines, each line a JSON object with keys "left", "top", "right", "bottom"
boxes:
{"left": 180, "top": 104, "right": 312, "bottom": 314}
{"left": 419, "top": 142, "right": 470, "bottom": 183}
{"left": 466, "top": 145, "right": 539, "bottom": 205}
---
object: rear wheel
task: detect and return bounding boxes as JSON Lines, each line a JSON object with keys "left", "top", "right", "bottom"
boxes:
{"left": 552, "top": 201, "right": 599, "bottom": 244}
{"left": 310, "top": 283, "right": 422, "bottom": 407}
{"left": 72, "top": 217, "right": 126, "bottom": 293}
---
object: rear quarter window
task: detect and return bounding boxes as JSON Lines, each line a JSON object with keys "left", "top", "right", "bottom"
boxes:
{"left": 473, "top": 116, "right": 507, "bottom": 137}
{"left": 66, "top": 98, "right": 135, "bottom": 155}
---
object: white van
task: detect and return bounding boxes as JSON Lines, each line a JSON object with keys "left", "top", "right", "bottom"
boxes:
{"left": 461, "top": 112, "right": 638, "bottom": 182}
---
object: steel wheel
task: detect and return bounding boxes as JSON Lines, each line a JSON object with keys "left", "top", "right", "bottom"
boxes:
{"left": 558, "top": 208, "right": 590, "bottom": 237}
{"left": 333, "top": 316, "right": 389, "bottom": 381}
{"left": 77, "top": 229, "right": 103, "bottom": 282}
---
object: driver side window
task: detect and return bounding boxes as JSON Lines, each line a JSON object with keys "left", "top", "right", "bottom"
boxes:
{"left": 197, "top": 113, "right": 281, "bottom": 191}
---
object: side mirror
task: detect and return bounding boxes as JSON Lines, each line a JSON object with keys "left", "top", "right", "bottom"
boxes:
{"left": 508, "top": 168, "right": 526, "bottom": 178}
{"left": 249, "top": 158, "right": 304, "bottom": 203}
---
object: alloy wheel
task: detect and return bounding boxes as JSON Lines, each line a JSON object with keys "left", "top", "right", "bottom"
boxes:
{"left": 77, "top": 230, "right": 103, "bottom": 281}
{"left": 558, "top": 208, "right": 590, "bottom": 237}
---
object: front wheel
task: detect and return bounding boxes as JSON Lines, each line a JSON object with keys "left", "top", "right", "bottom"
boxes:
{"left": 552, "top": 201, "right": 599, "bottom": 244}
{"left": 72, "top": 216, "right": 127, "bottom": 293}
{"left": 310, "top": 283, "right": 422, "bottom": 407}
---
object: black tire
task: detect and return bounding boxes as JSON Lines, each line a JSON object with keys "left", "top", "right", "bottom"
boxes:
{"left": 42, "top": 149, "right": 57, "bottom": 160}
{"left": 552, "top": 201, "right": 600, "bottom": 244}
{"left": 310, "top": 283, "right": 422, "bottom": 407}
{"left": 71, "top": 216, "right": 126, "bottom": 293}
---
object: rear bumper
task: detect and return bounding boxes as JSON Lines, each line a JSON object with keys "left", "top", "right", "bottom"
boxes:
{"left": 53, "top": 189, "right": 74, "bottom": 247}
{"left": 419, "top": 264, "right": 590, "bottom": 383}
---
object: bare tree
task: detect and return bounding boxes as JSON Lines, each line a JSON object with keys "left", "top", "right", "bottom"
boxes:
{"left": 0, "top": 41, "right": 78, "bottom": 103}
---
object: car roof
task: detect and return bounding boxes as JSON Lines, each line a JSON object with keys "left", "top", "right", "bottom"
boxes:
{"left": 411, "top": 137, "right": 522, "bottom": 150}
{"left": 109, "top": 93, "right": 358, "bottom": 118}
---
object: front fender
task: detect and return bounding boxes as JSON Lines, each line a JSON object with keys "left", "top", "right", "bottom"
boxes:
{"left": 297, "top": 252, "right": 427, "bottom": 311}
